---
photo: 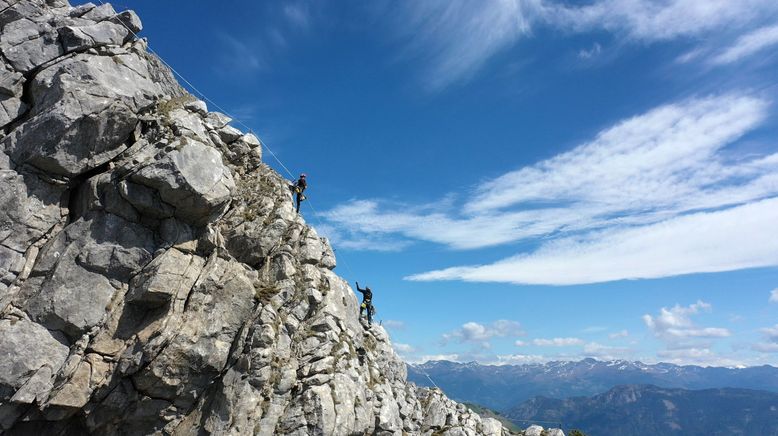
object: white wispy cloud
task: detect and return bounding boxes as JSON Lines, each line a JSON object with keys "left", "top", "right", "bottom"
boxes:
{"left": 492, "top": 354, "right": 550, "bottom": 365}
{"left": 215, "top": 33, "right": 264, "bottom": 73}
{"left": 383, "top": 320, "right": 406, "bottom": 330}
{"left": 770, "top": 289, "right": 778, "bottom": 304}
{"left": 752, "top": 324, "right": 778, "bottom": 353}
{"left": 214, "top": 2, "right": 321, "bottom": 78}
{"left": 753, "top": 343, "right": 778, "bottom": 353}
{"left": 407, "top": 353, "right": 461, "bottom": 364}
{"left": 547, "top": 0, "right": 778, "bottom": 42}
{"left": 224, "top": 103, "right": 261, "bottom": 123}
{"left": 408, "top": 197, "right": 778, "bottom": 285}
{"left": 711, "top": 24, "right": 778, "bottom": 65}
{"left": 656, "top": 347, "right": 746, "bottom": 367}
{"left": 405, "top": 346, "right": 761, "bottom": 366}
{"left": 283, "top": 3, "right": 310, "bottom": 29}
{"left": 583, "top": 342, "right": 633, "bottom": 360}
{"left": 609, "top": 330, "right": 629, "bottom": 339}
{"left": 325, "top": 93, "right": 777, "bottom": 285}
{"left": 464, "top": 94, "right": 770, "bottom": 215}
{"left": 532, "top": 337, "right": 584, "bottom": 347}
{"left": 394, "top": 0, "right": 778, "bottom": 89}
{"left": 675, "top": 47, "right": 704, "bottom": 64}
{"left": 393, "top": 342, "right": 416, "bottom": 354}
{"left": 324, "top": 199, "right": 580, "bottom": 250}
{"left": 314, "top": 223, "right": 411, "bottom": 252}
{"left": 578, "top": 42, "right": 602, "bottom": 60}
{"left": 395, "top": 0, "right": 538, "bottom": 90}
{"left": 442, "top": 320, "right": 524, "bottom": 347}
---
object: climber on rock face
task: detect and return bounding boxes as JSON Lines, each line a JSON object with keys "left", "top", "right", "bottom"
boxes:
{"left": 292, "top": 173, "right": 307, "bottom": 213}
{"left": 355, "top": 281, "right": 374, "bottom": 326}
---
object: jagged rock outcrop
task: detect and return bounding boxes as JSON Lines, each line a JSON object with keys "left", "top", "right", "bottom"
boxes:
{"left": 0, "top": 2, "right": 513, "bottom": 435}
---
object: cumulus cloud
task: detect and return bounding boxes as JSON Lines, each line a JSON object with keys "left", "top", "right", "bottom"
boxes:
{"left": 325, "top": 93, "right": 778, "bottom": 285}
{"left": 643, "top": 300, "right": 731, "bottom": 340}
{"left": 640, "top": 301, "right": 740, "bottom": 364}
{"left": 442, "top": 320, "right": 524, "bottom": 347}
{"left": 639, "top": 301, "right": 761, "bottom": 365}
{"left": 532, "top": 337, "right": 584, "bottom": 347}
{"left": 770, "top": 289, "right": 778, "bottom": 303}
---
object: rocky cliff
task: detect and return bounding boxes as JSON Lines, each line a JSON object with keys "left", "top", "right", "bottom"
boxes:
{"left": 0, "top": 1, "right": 513, "bottom": 435}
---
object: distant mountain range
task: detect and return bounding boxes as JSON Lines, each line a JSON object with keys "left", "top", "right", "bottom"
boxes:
{"left": 407, "top": 358, "right": 778, "bottom": 412}
{"left": 507, "top": 384, "right": 778, "bottom": 436}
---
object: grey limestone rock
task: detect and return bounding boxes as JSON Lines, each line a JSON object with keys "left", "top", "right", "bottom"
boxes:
{"left": 22, "top": 212, "right": 155, "bottom": 339}
{"left": 524, "top": 425, "right": 544, "bottom": 436}
{"left": 131, "top": 139, "right": 235, "bottom": 226}
{"left": 1, "top": 1, "right": 46, "bottom": 28}
{"left": 4, "top": 51, "right": 163, "bottom": 177}
{"left": 80, "top": 2, "right": 116, "bottom": 22}
{"left": 0, "top": 63, "right": 26, "bottom": 128}
{"left": 204, "top": 111, "right": 232, "bottom": 130}
{"left": 59, "top": 20, "right": 130, "bottom": 52}
{"left": 0, "top": 1, "right": 514, "bottom": 435}
{"left": 127, "top": 248, "right": 203, "bottom": 306}
{"left": 167, "top": 107, "right": 210, "bottom": 141}
{"left": 217, "top": 124, "right": 244, "bottom": 143}
{"left": 481, "top": 418, "right": 505, "bottom": 436}
{"left": 0, "top": 18, "right": 63, "bottom": 73}
{"left": 184, "top": 98, "right": 208, "bottom": 115}
{"left": 111, "top": 9, "right": 143, "bottom": 34}
{"left": 0, "top": 318, "right": 69, "bottom": 400}
{"left": 213, "top": 131, "right": 263, "bottom": 172}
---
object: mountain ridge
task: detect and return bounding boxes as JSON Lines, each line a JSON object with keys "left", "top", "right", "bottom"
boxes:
{"left": 507, "top": 384, "right": 778, "bottom": 436}
{"left": 408, "top": 359, "right": 778, "bottom": 411}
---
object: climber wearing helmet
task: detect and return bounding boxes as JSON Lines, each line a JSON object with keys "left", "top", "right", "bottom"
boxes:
{"left": 292, "top": 173, "right": 307, "bottom": 213}
{"left": 355, "top": 281, "right": 374, "bottom": 327}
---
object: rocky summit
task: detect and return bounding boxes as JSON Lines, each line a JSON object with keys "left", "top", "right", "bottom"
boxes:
{"left": 0, "top": 1, "right": 528, "bottom": 435}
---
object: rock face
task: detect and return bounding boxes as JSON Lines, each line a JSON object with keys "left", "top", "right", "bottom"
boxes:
{"left": 0, "top": 2, "right": 511, "bottom": 435}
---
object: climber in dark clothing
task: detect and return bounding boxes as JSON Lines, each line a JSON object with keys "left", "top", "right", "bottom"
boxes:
{"left": 292, "top": 173, "right": 307, "bottom": 213}
{"left": 355, "top": 281, "right": 373, "bottom": 326}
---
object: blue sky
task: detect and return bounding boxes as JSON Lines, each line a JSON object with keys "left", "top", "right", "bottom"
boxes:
{"left": 98, "top": 0, "right": 778, "bottom": 367}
